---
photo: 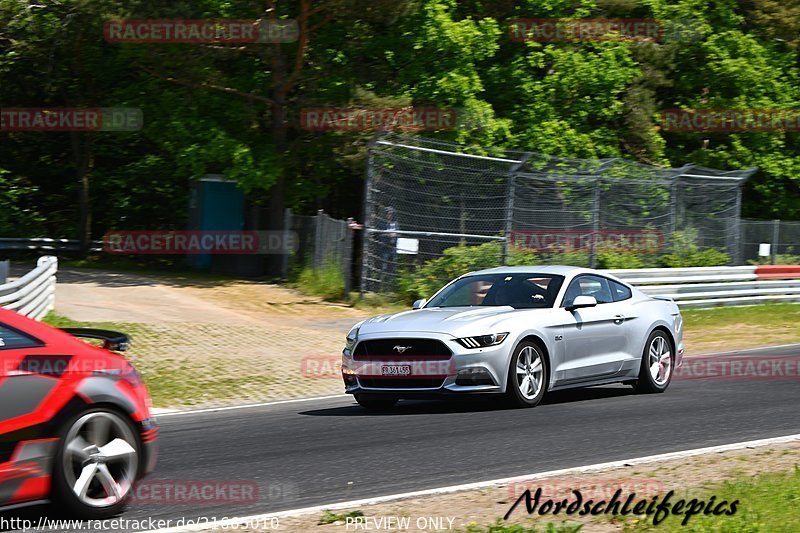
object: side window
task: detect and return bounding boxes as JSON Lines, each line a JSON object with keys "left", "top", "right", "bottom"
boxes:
{"left": 0, "top": 324, "right": 43, "bottom": 350}
{"left": 563, "top": 275, "right": 614, "bottom": 306}
{"left": 610, "top": 280, "right": 632, "bottom": 302}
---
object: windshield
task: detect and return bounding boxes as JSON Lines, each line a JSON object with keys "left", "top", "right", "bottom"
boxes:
{"left": 426, "top": 273, "right": 565, "bottom": 309}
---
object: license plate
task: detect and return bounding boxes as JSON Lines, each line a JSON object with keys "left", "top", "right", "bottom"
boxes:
{"left": 381, "top": 365, "right": 411, "bottom": 376}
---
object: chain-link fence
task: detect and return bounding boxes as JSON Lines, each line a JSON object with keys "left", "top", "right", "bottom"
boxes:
{"left": 741, "top": 219, "right": 800, "bottom": 264}
{"left": 361, "top": 133, "right": 757, "bottom": 294}
{"left": 287, "top": 209, "right": 355, "bottom": 296}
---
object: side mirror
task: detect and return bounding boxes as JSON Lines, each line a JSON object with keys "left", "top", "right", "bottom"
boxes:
{"left": 566, "top": 295, "right": 597, "bottom": 311}
{"left": 412, "top": 299, "right": 427, "bottom": 310}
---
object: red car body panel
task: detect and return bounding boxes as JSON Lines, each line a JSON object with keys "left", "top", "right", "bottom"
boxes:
{"left": 0, "top": 308, "right": 157, "bottom": 509}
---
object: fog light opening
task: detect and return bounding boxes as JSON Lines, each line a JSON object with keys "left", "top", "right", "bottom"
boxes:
{"left": 455, "top": 367, "right": 495, "bottom": 386}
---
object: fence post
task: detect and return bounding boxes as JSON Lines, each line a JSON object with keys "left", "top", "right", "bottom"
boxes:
{"left": 0, "top": 260, "right": 8, "bottom": 284}
{"left": 771, "top": 219, "right": 780, "bottom": 265}
{"left": 360, "top": 150, "right": 374, "bottom": 298}
{"left": 281, "top": 208, "right": 292, "bottom": 279}
{"left": 313, "top": 210, "right": 324, "bottom": 270}
{"left": 502, "top": 154, "right": 531, "bottom": 265}
{"left": 732, "top": 183, "right": 744, "bottom": 265}
{"left": 588, "top": 179, "right": 601, "bottom": 269}
{"left": 501, "top": 174, "right": 516, "bottom": 265}
{"left": 344, "top": 218, "right": 354, "bottom": 300}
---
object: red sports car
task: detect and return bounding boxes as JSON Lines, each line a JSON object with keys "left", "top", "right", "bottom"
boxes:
{"left": 0, "top": 307, "right": 157, "bottom": 518}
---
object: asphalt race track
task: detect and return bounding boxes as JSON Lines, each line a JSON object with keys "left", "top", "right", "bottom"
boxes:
{"left": 2, "top": 345, "right": 799, "bottom": 532}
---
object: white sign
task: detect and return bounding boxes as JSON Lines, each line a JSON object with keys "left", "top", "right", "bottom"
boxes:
{"left": 397, "top": 237, "right": 419, "bottom": 255}
{"left": 758, "top": 243, "right": 771, "bottom": 257}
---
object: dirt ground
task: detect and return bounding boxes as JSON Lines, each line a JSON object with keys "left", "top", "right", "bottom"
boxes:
{"left": 243, "top": 440, "right": 800, "bottom": 532}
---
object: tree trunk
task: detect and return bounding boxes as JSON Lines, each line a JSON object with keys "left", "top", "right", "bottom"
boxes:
{"left": 267, "top": 34, "right": 289, "bottom": 231}
{"left": 71, "top": 132, "right": 93, "bottom": 256}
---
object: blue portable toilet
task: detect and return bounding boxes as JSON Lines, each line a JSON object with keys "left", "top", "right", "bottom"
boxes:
{"left": 187, "top": 174, "right": 245, "bottom": 270}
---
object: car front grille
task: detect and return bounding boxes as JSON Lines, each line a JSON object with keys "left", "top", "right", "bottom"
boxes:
{"left": 353, "top": 338, "right": 452, "bottom": 361}
{"left": 358, "top": 377, "right": 445, "bottom": 389}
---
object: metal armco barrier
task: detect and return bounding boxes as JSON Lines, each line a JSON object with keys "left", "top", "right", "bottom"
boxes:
{"left": 0, "top": 238, "right": 102, "bottom": 252}
{"left": 606, "top": 265, "right": 800, "bottom": 308}
{"left": 0, "top": 256, "right": 58, "bottom": 319}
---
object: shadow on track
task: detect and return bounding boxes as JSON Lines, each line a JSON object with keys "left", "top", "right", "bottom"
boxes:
{"left": 0, "top": 503, "right": 68, "bottom": 532}
{"left": 300, "top": 384, "right": 638, "bottom": 416}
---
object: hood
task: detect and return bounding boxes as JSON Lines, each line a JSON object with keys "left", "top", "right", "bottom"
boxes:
{"left": 357, "top": 306, "right": 547, "bottom": 336}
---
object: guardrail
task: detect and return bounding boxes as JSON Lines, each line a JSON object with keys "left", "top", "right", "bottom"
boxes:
{"left": 0, "top": 237, "right": 102, "bottom": 252}
{"left": 606, "top": 265, "right": 800, "bottom": 308}
{"left": 0, "top": 256, "right": 58, "bottom": 319}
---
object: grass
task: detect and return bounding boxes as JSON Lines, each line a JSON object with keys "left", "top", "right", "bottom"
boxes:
{"left": 42, "top": 313, "right": 278, "bottom": 407}
{"left": 293, "top": 259, "right": 346, "bottom": 301}
{"left": 459, "top": 467, "right": 799, "bottom": 532}
{"left": 621, "top": 466, "right": 800, "bottom": 531}
{"left": 682, "top": 303, "right": 800, "bottom": 330}
{"left": 464, "top": 521, "right": 583, "bottom": 532}
{"left": 682, "top": 303, "right": 800, "bottom": 353}
{"left": 318, "top": 510, "right": 364, "bottom": 525}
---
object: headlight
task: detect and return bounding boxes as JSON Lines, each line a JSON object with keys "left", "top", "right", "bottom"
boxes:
{"left": 345, "top": 326, "right": 360, "bottom": 350}
{"left": 455, "top": 332, "right": 509, "bottom": 349}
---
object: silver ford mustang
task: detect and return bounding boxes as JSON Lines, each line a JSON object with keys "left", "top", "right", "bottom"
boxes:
{"left": 342, "top": 266, "right": 683, "bottom": 409}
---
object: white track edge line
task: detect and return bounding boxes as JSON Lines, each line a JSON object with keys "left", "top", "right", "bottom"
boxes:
{"left": 146, "top": 433, "right": 800, "bottom": 532}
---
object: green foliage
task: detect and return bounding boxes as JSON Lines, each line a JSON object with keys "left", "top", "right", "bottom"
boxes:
{"left": 626, "top": 466, "right": 800, "bottom": 531}
{"left": 463, "top": 520, "right": 582, "bottom": 533}
{"left": 0, "top": 0, "right": 798, "bottom": 243}
{"left": 0, "top": 169, "right": 47, "bottom": 237}
{"left": 318, "top": 510, "right": 364, "bottom": 525}
{"left": 295, "top": 259, "right": 346, "bottom": 301}
{"left": 596, "top": 250, "right": 646, "bottom": 269}
{"left": 398, "top": 241, "right": 538, "bottom": 303}
{"left": 747, "top": 247, "right": 800, "bottom": 265}
{"left": 661, "top": 228, "right": 731, "bottom": 267}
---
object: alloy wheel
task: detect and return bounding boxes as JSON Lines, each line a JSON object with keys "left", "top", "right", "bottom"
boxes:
{"left": 516, "top": 346, "right": 544, "bottom": 400}
{"left": 648, "top": 336, "right": 672, "bottom": 386}
{"left": 61, "top": 412, "right": 138, "bottom": 508}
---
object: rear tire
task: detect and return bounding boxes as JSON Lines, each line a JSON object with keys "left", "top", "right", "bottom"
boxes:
{"left": 51, "top": 407, "right": 141, "bottom": 519}
{"left": 505, "top": 341, "right": 548, "bottom": 408}
{"left": 354, "top": 394, "right": 398, "bottom": 409}
{"left": 632, "top": 330, "right": 674, "bottom": 394}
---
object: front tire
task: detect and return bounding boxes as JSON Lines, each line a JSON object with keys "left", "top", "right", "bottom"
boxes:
{"left": 632, "top": 330, "right": 674, "bottom": 393}
{"left": 354, "top": 394, "right": 398, "bottom": 409}
{"left": 505, "top": 341, "right": 548, "bottom": 408}
{"left": 51, "top": 407, "right": 141, "bottom": 519}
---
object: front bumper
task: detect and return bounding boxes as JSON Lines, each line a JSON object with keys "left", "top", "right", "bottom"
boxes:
{"left": 342, "top": 332, "right": 512, "bottom": 396}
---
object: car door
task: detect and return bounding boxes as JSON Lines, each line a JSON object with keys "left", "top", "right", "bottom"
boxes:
{"left": 555, "top": 275, "right": 633, "bottom": 384}
{"left": 0, "top": 322, "right": 55, "bottom": 432}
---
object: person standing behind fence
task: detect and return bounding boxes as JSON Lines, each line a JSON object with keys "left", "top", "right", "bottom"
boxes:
{"left": 377, "top": 206, "right": 399, "bottom": 281}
